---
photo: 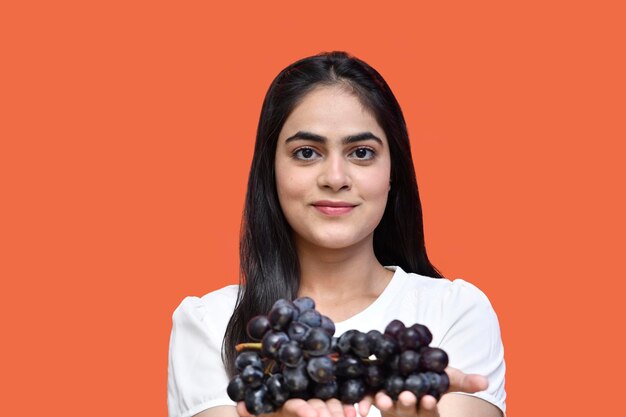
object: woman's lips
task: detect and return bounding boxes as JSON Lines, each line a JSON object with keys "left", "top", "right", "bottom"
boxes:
{"left": 312, "top": 202, "right": 357, "bottom": 216}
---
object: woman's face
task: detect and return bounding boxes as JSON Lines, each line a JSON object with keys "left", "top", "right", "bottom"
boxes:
{"left": 275, "top": 85, "right": 391, "bottom": 252}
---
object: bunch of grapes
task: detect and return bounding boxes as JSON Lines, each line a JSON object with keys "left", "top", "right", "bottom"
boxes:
{"left": 227, "top": 297, "right": 450, "bottom": 415}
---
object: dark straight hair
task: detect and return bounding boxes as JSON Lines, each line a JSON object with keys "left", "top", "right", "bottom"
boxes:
{"left": 223, "top": 51, "right": 443, "bottom": 376}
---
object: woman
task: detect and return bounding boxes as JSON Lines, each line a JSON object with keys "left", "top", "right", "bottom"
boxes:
{"left": 168, "top": 51, "right": 506, "bottom": 417}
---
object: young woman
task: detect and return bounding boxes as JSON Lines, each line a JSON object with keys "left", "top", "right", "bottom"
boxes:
{"left": 168, "top": 51, "right": 506, "bottom": 417}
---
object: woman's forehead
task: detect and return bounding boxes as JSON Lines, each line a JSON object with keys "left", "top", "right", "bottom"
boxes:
{"left": 279, "top": 86, "right": 385, "bottom": 142}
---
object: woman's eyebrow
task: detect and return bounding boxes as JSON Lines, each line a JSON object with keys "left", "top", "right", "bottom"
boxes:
{"left": 285, "top": 131, "right": 383, "bottom": 145}
{"left": 344, "top": 132, "right": 384, "bottom": 145}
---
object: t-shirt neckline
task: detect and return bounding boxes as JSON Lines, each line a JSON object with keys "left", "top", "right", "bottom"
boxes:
{"left": 333, "top": 265, "right": 406, "bottom": 332}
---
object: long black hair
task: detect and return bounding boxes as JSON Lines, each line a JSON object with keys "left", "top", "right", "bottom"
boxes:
{"left": 223, "top": 51, "right": 443, "bottom": 376}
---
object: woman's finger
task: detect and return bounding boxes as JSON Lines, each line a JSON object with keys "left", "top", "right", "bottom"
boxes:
{"left": 418, "top": 395, "right": 440, "bottom": 416}
{"left": 357, "top": 395, "right": 373, "bottom": 417}
{"left": 445, "top": 367, "right": 489, "bottom": 394}
{"left": 373, "top": 391, "right": 394, "bottom": 412}
{"left": 395, "top": 391, "right": 418, "bottom": 415}
{"left": 325, "top": 398, "right": 353, "bottom": 417}
{"left": 342, "top": 403, "right": 357, "bottom": 417}
{"left": 238, "top": 397, "right": 358, "bottom": 417}
{"left": 236, "top": 401, "right": 254, "bottom": 417}
{"left": 280, "top": 398, "right": 318, "bottom": 417}
{"left": 308, "top": 398, "right": 332, "bottom": 417}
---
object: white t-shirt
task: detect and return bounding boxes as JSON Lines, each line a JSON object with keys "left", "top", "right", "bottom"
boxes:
{"left": 167, "top": 266, "right": 506, "bottom": 417}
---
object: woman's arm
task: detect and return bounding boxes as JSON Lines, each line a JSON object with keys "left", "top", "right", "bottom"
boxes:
{"left": 193, "top": 405, "right": 240, "bottom": 417}
{"left": 372, "top": 392, "right": 503, "bottom": 417}
{"left": 437, "top": 394, "right": 503, "bottom": 417}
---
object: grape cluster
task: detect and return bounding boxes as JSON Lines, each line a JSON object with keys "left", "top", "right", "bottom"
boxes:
{"left": 227, "top": 297, "right": 450, "bottom": 415}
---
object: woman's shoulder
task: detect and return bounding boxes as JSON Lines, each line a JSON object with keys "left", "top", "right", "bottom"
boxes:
{"left": 168, "top": 285, "right": 240, "bottom": 416}
{"left": 199, "top": 284, "right": 240, "bottom": 306}
{"left": 391, "top": 267, "right": 499, "bottom": 330}
{"left": 398, "top": 266, "right": 493, "bottom": 306}
{"left": 173, "top": 284, "right": 240, "bottom": 324}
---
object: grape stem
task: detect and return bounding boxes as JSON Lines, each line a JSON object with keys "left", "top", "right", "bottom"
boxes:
{"left": 235, "top": 342, "right": 262, "bottom": 352}
{"left": 264, "top": 360, "right": 276, "bottom": 375}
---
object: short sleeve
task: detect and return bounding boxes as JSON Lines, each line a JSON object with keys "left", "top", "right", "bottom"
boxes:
{"left": 437, "top": 280, "right": 507, "bottom": 415}
{"left": 167, "top": 295, "right": 236, "bottom": 417}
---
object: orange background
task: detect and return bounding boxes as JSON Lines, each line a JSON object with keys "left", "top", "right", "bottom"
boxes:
{"left": 1, "top": 1, "right": 624, "bottom": 416}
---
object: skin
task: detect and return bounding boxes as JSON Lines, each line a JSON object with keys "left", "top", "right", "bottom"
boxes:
{"left": 194, "top": 85, "right": 503, "bottom": 417}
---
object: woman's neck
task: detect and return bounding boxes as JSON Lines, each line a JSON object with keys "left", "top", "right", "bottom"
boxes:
{"left": 295, "top": 237, "right": 394, "bottom": 322}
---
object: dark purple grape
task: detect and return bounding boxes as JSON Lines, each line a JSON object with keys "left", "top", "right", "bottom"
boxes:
{"left": 384, "top": 374, "right": 405, "bottom": 400}
{"left": 298, "top": 309, "right": 322, "bottom": 327}
{"left": 384, "top": 319, "right": 406, "bottom": 339}
{"left": 271, "top": 299, "right": 300, "bottom": 323}
{"left": 246, "top": 315, "right": 271, "bottom": 341}
{"left": 241, "top": 364, "right": 264, "bottom": 388}
{"left": 372, "top": 334, "right": 398, "bottom": 360}
{"left": 235, "top": 351, "right": 263, "bottom": 371}
{"left": 364, "top": 364, "right": 384, "bottom": 389}
{"left": 404, "top": 373, "right": 429, "bottom": 398}
{"left": 289, "top": 389, "right": 312, "bottom": 400}
{"left": 437, "top": 371, "right": 450, "bottom": 393}
{"left": 226, "top": 376, "right": 246, "bottom": 402}
{"left": 411, "top": 323, "right": 433, "bottom": 347}
{"left": 336, "top": 330, "right": 357, "bottom": 354}
{"left": 423, "top": 371, "right": 450, "bottom": 397}
{"left": 306, "top": 356, "right": 335, "bottom": 383}
{"left": 384, "top": 354, "right": 400, "bottom": 373}
{"left": 293, "top": 296, "right": 315, "bottom": 313}
{"left": 261, "top": 331, "right": 289, "bottom": 358}
{"left": 399, "top": 350, "right": 420, "bottom": 375}
{"left": 266, "top": 374, "right": 289, "bottom": 407}
{"left": 272, "top": 298, "right": 295, "bottom": 310}
{"left": 268, "top": 302, "right": 297, "bottom": 331}
{"left": 424, "top": 372, "right": 446, "bottom": 400}
{"left": 320, "top": 315, "right": 336, "bottom": 337}
{"left": 398, "top": 326, "right": 421, "bottom": 351}
{"left": 419, "top": 347, "right": 448, "bottom": 373}
{"left": 283, "top": 363, "right": 310, "bottom": 392}
{"left": 277, "top": 340, "right": 303, "bottom": 367}
{"left": 244, "top": 385, "right": 274, "bottom": 415}
{"left": 339, "top": 379, "right": 366, "bottom": 404}
{"left": 314, "top": 381, "right": 339, "bottom": 400}
{"left": 302, "top": 327, "right": 331, "bottom": 356}
{"left": 366, "top": 329, "right": 383, "bottom": 350}
{"left": 335, "top": 355, "right": 364, "bottom": 378}
{"left": 287, "top": 321, "right": 311, "bottom": 343}
{"left": 350, "top": 331, "right": 370, "bottom": 358}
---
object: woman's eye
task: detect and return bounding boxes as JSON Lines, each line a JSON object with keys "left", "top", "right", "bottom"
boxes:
{"left": 349, "top": 147, "right": 375, "bottom": 160}
{"left": 293, "top": 147, "right": 319, "bottom": 160}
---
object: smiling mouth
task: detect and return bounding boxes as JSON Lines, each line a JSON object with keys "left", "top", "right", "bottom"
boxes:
{"left": 311, "top": 202, "right": 357, "bottom": 216}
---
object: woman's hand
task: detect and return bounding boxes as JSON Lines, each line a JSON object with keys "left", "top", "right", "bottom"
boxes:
{"left": 237, "top": 397, "right": 358, "bottom": 417}
{"left": 236, "top": 367, "right": 489, "bottom": 417}
{"left": 356, "top": 367, "right": 489, "bottom": 417}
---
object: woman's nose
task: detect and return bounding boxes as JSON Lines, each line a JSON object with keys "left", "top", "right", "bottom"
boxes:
{"left": 317, "top": 154, "right": 352, "bottom": 191}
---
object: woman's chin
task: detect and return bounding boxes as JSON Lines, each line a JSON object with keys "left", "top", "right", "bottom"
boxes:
{"left": 300, "top": 233, "right": 372, "bottom": 252}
